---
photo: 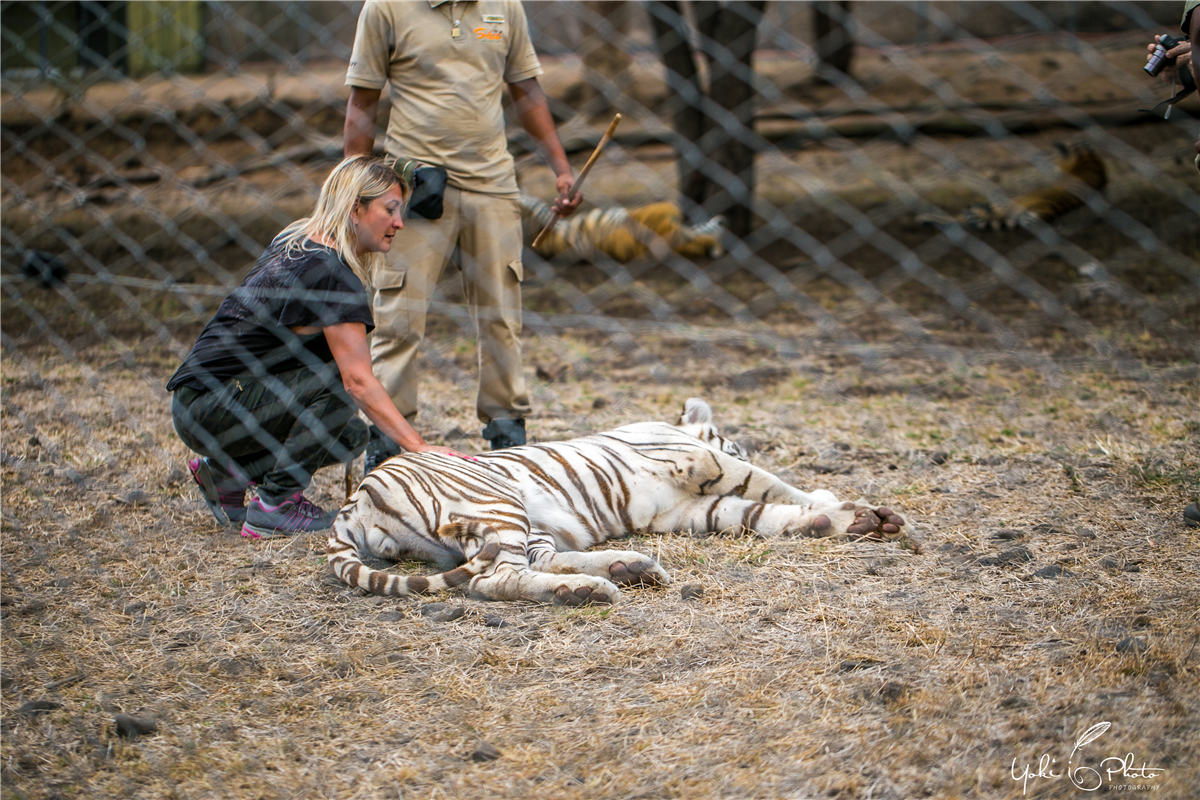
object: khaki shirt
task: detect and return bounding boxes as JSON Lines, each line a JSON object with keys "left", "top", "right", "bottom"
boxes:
{"left": 346, "top": 0, "right": 543, "bottom": 196}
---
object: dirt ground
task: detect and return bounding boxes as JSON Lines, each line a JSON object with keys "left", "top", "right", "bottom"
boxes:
{"left": 3, "top": 32, "right": 1200, "bottom": 800}
{"left": 2, "top": 329, "right": 1198, "bottom": 800}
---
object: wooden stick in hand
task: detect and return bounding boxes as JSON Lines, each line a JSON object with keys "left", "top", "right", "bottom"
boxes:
{"left": 530, "top": 113, "right": 622, "bottom": 250}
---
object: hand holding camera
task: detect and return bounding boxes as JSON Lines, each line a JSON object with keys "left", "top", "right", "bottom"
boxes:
{"left": 1145, "top": 33, "right": 1192, "bottom": 82}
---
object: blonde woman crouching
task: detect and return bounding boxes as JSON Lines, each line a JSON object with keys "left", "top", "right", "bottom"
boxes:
{"left": 168, "top": 156, "right": 472, "bottom": 539}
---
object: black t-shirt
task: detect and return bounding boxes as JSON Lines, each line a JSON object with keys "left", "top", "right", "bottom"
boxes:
{"left": 166, "top": 239, "right": 374, "bottom": 392}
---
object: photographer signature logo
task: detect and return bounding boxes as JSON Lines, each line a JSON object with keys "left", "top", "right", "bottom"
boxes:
{"left": 1011, "top": 722, "right": 1166, "bottom": 794}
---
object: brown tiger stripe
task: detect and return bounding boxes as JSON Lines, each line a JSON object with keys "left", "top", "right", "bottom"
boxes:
{"left": 363, "top": 482, "right": 432, "bottom": 537}
{"left": 704, "top": 495, "right": 723, "bottom": 531}
{"left": 698, "top": 460, "right": 723, "bottom": 492}
{"left": 442, "top": 566, "right": 473, "bottom": 588}
{"left": 741, "top": 502, "right": 765, "bottom": 532}
{"left": 369, "top": 570, "right": 389, "bottom": 594}
{"left": 576, "top": 452, "right": 630, "bottom": 536}
{"left": 526, "top": 450, "right": 622, "bottom": 542}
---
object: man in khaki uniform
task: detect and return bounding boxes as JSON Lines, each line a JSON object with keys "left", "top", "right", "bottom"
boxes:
{"left": 344, "top": 0, "right": 580, "bottom": 464}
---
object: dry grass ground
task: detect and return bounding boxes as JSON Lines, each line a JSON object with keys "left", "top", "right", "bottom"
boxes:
{"left": 2, "top": 327, "right": 1197, "bottom": 800}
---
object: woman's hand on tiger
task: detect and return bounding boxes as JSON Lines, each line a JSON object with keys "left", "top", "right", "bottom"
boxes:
{"left": 415, "top": 444, "right": 479, "bottom": 462}
{"left": 551, "top": 172, "right": 582, "bottom": 218}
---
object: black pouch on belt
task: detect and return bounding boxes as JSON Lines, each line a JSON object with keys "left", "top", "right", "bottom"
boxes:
{"left": 392, "top": 157, "right": 449, "bottom": 220}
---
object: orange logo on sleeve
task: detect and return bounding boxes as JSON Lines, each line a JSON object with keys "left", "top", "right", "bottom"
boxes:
{"left": 474, "top": 27, "right": 502, "bottom": 41}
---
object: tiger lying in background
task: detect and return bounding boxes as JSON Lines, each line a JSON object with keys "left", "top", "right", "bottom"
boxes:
{"left": 917, "top": 142, "right": 1107, "bottom": 230}
{"left": 328, "top": 399, "right": 906, "bottom": 605}
{"left": 520, "top": 192, "right": 726, "bottom": 262}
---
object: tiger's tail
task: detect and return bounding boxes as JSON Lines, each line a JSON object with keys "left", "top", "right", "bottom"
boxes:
{"left": 326, "top": 515, "right": 499, "bottom": 597}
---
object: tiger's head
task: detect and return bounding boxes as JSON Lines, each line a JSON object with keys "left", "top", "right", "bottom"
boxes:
{"left": 675, "top": 398, "right": 750, "bottom": 461}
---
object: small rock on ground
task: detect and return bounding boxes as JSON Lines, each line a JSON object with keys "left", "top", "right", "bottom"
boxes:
{"left": 989, "top": 529, "right": 1022, "bottom": 540}
{"left": 421, "top": 603, "right": 465, "bottom": 623}
{"left": 1116, "top": 637, "right": 1148, "bottom": 654}
{"left": 1033, "top": 564, "right": 1076, "bottom": 579}
{"left": 877, "top": 681, "right": 908, "bottom": 706}
{"left": 978, "top": 546, "right": 1033, "bottom": 566}
{"left": 17, "top": 700, "right": 61, "bottom": 716}
{"left": 114, "top": 713, "right": 157, "bottom": 738}
{"left": 469, "top": 741, "right": 502, "bottom": 762}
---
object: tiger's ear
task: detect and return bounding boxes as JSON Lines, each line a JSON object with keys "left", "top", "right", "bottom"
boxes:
{"left": 679, "top": 397, "right": 713, "bottom": 427}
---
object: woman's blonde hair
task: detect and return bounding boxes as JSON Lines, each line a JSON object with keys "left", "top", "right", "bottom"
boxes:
{"left": 275, "top": 155, "right": 406, "bottom": 284}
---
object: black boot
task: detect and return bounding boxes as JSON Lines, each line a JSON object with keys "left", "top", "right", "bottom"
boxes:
{"left": 364, "top": 425, "right": 403, "bottom": 476}
{"left": 481, "top": 418, "right": 526, "bottom": 450}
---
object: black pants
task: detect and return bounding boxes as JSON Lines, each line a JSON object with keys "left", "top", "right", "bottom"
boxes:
{"left": 172, "top": 365, "right": 368, "bottom": 503}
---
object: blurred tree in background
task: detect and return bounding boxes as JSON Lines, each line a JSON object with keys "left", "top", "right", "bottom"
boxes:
{"left": 648, "top": 0, "right": 766, "bottom": 238}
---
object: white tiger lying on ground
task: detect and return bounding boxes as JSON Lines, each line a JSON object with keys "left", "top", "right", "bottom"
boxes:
{"left": 328, "top": 399, "right": 906, "bottom": 605}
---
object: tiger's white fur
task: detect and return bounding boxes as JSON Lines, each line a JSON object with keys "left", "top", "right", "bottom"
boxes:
{"left": 328, "top": 399, "right": 906, "bottom": 605}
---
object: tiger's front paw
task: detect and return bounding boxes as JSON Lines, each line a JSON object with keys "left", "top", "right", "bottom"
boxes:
{"left": 777, "top": 501, "right": 906, "bottom": 540}
{"left": 607, "top": 555, "right": 671, "bottom": 587}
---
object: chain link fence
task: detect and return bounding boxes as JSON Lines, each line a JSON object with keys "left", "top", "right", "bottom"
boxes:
{"left": 0, "top": 0, "right": 1194, "bottom": 466}
{"left": 1, "top": 0, "right": 1197, "bottom": 490}
{"left": 3, "top": 3, "right": 1199, "bottom": 798}
{"left": 3, "top": 1, "right": 1197, "bottom": 393}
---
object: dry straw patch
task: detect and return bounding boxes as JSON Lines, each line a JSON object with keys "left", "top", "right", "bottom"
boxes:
{"left": 2, "top": 331, "right": 1198, "bottom": 800}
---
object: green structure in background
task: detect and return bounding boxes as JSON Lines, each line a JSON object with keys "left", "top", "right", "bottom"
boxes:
{"left": 0, "top": 0, "right": 204, "bottom": 78}
{"left": 126, "top": 1, "right": 205, "bottom": 76}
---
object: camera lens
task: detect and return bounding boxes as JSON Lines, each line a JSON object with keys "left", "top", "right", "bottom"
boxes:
{"left": 1144, "top": 44, "right": 1168, "bottom": 76}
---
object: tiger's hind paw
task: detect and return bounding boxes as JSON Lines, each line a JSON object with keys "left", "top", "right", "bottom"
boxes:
{"left": 552, "top": 581, "right": 618, "bottom": 606}
{"left": 847, "top": 505, "right": 907, "bottom": 540}
{"left": 608, "top": 558, "right": 671, "bottom": 587}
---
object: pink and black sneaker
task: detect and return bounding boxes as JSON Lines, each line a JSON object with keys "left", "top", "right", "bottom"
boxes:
{"left": 240, "top": 491, "right": 337, "bottom": 539}
{"left": 188, "top": 457, "right": 249, "bottom": 526}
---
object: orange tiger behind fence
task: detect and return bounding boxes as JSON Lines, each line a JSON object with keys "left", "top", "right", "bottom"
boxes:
{"left": 918, "top": 142, "right": 1107, "bottom": 231}
{"left": 521, "top": 194, "right": 726, "bottom": 262}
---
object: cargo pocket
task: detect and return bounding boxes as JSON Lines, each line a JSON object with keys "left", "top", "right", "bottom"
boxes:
{"left": 370, "top": 266, "right": 415, "bottom": 343}
{"left": 506, "top": 258, "right": 523, "bottom": 283}
{"left": 373, "top": 262, "right": 407, "bottom": 293}
{"left": 230, "top": 375, "right": 270, "bottom": 413}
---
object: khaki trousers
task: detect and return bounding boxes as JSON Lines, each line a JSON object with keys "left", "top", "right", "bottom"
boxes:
{"left": 369, "top": 185, "right": 530, "bottom": 425}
